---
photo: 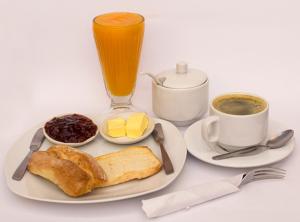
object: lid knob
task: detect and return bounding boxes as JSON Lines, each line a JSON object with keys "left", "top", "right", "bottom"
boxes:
{"left": 176, "top": 62, "right": 188, "bottom": 74}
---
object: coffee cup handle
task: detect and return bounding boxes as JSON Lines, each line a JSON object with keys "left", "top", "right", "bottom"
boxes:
{"left": 201, "top": 116, "right": 220, "bottom": 143}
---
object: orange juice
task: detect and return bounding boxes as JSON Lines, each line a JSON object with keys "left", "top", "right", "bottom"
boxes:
{"left": 93, "top": 12, "right": 144, "bottom": 96}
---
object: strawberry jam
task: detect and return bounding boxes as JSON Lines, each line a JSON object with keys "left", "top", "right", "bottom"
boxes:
{"left": 44, "top": 114, "right": 97, "bottom": 143}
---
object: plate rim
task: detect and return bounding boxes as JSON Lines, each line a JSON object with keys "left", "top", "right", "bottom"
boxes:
{"left": 4, "top": 117, "right": 187, "bottom": 204}
{"left": 184, "top": 119, "right": 295, "bottom": 169}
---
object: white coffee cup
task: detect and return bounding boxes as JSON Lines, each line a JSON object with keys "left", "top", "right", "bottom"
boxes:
{"left": 201, "top": 92, "right": 269, "bottom": 151}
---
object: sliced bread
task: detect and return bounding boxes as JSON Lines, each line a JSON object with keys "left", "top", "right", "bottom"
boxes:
{"left": 95, "top": 146, "right": 161, "bottom": 187}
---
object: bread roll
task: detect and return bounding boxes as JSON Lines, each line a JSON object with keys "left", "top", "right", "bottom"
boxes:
{"left": 28, "top": 145, "right": 106, "bottom": 197}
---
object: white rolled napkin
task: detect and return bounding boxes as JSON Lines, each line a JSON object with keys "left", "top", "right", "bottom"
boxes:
{"left": 142, "top": 174, "right": 243, "bottom": 218}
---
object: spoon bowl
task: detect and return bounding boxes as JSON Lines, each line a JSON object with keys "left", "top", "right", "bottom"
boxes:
{"left": 267, "top": 129, "right": 294, "bottom": 149}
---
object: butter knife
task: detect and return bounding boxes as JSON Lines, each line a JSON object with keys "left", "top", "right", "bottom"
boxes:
{"left": 12, "top": 128, "right": 45, "bottom": 180}
{"left": 152, "top": 123, "right": 174, "bottom": 174}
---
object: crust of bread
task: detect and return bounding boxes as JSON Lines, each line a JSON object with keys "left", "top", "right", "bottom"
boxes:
{"left": 47, "top": 145, "right": 107, "bottom": 185}
{"left": 28, "top": 145, "right": 106, "bottom": 197}
{"left": 28, "top": 151, "right": 94, "bottom": 197}
{"left": 95, "top": 146, "right": 162, "bottom": 187}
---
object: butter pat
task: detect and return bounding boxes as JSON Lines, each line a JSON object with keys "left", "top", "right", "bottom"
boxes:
{"left": 107, "top": 117, "right": 126, "bottom": 137}
{"left": 126, "top": 113, "right": 149, "bottom": 138}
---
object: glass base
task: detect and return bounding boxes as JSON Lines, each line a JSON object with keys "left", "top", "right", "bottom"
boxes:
{"left": 100, "top": 101, "right": 147, "bottom": 123}
{"left": 110, "top": 95, "right": 133, "bottom": 110}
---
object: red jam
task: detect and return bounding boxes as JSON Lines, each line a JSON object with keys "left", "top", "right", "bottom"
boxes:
{"left": 44, "top": 114, "right": 98, "bottom": 143}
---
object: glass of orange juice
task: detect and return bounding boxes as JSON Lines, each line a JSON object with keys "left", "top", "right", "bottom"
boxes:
{"left": 93, "top": 12, "right": 144, "bottom": 111}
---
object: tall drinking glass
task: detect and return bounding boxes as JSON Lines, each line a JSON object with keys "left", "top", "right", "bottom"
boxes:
{"left": 93, "top": 12, "right": 144, "bottom": 112}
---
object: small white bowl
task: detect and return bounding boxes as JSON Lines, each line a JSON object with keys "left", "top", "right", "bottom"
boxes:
{"left": 43, "top": 114, "right": 98, "bottom": 147}
{"left": 99, "top": 112, "right": 155, "bottom": 145}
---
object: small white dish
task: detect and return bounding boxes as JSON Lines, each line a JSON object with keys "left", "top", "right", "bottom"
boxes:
{"left": 5, "top": 117, "right": 186, "bottom": 204}
{"left": 99, "top": 112, "right": 155, "bottom": 145}
{"left": 43, "top": 114, "right": 98, "bottom": 147}
{"left": 184, "top": 118, "right": 295, "bottom": 168}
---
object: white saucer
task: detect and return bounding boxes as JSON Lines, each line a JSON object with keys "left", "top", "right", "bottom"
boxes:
{"left": 184, "top": 119, "right": 295, "bottom": 168}
{"left": 99, "top": 112, "right": 155, "bottom": 145}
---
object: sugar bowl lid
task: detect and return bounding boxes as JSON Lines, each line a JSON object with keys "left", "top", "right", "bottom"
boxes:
{"left": 158, "top": 62, "right": 208, "bottom": 89}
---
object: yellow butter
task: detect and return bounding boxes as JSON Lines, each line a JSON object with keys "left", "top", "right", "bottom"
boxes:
{"left": 107, "top": 117, "right": 126, "bottom": 137}
{"left": 126, "top": 113, "right": 149, "bottom": 138}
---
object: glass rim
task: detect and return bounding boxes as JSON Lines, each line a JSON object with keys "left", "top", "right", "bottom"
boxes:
{"left": 93, "top": 12, "right": 144, "bottom": 28}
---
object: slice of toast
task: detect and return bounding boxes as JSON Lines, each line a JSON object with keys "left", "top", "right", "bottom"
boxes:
{"left": 95, "top": 146, "right": 162, "bottom": 187}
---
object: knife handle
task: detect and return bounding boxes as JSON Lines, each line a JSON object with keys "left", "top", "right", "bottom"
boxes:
{"left": 159, "top": 143, "right": 174, "bottom": 174}
{"left": 12, "top": 150, "right": 33, "bottom": 181}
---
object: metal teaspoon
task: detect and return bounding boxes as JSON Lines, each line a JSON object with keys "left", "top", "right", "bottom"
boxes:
{"left": 212, "top": 129, "right": 294, "bottom": 160}
{"left": 143, "top": 73, "right": 166, "bottom": 86}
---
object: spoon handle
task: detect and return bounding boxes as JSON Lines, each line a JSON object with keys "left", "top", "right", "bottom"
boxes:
{"left": 142, "top": 73, "right": 160, "bottom": 85}
{"left": 212, "top": 145, "right": 267, "bottom": 160}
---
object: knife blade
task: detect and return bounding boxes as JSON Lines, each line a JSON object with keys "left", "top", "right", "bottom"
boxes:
{"left": 152, "top": 123, "right": 174, "bottom": 174}
{"left": 12, "top": 128, "right": 45, "bottom": 180}
{"left": 212, "top": 145, "right": 268, "bottom": 160}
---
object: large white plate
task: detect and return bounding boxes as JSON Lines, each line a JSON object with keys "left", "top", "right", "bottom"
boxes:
{"left": 4, "top": 117, "right": 186, "bottom": 204}
{"left": 184, "top": 119, "right": 295, "bottom": 168}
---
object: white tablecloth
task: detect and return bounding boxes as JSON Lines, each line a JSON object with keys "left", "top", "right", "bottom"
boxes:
{"left": 1, "top": 1, "right": 299, "bottom": 221}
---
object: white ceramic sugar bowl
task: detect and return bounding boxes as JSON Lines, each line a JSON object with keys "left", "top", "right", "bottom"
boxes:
{"left": 152, "top": 62, "right": 209, "bottom": 126}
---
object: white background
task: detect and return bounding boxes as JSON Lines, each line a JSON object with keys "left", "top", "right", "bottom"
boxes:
{"left": 1, "top": 0, "right": 300, "bottom": 221}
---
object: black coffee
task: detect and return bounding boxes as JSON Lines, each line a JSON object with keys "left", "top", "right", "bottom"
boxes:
{"left": 213, "top": 94, "right": 267, "bottom": 115}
